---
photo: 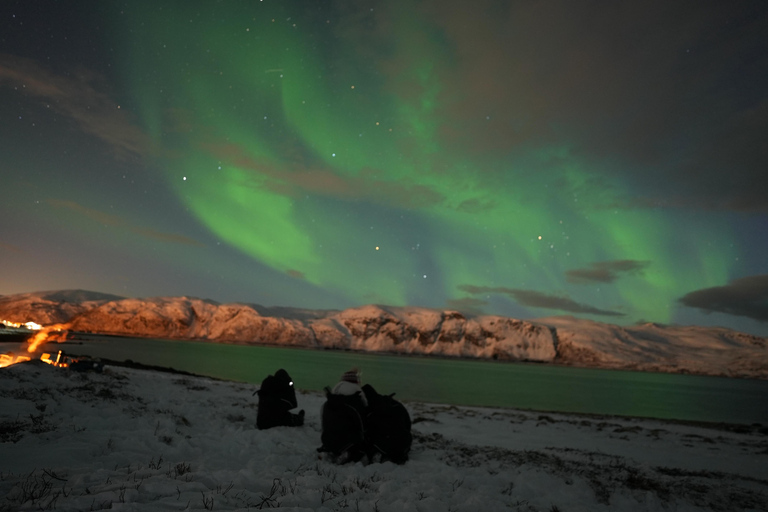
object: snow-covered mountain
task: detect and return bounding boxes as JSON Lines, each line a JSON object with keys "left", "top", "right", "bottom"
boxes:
{"left": 0, "top": 290, "right": 124, "bottom": 324}
{"left": 1, "top": 290, "right": 766, "bottom": 379}
{"left": 536, "top": 315, "right": 768, "bottom": 379}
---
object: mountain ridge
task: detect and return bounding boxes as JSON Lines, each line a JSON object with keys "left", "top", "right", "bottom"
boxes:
{"left": 1, "top": 290, "right": 765, "bottom": 379}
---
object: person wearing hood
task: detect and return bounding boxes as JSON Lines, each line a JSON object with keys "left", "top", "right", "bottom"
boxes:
{"left": 318, "top": 368, "right": 368, "bottom": 462}
{"left": 331, "top": 368, "right": 368, "bottom": 407}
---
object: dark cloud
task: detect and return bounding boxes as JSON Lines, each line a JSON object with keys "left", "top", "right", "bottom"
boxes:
{"left": 455, "top": 198, "right": 496, "bottom": 214}
{"left": 445, "top": 297, "right": 488, "bottom": 316}
{"left": 200, "top": 140, "right": 445, "bottom": 210}
{"left": 395, "top": 1, "right": 768, "bottom": 212}
{"left": 48, "top": 200, "right": 205, "bottom": 247}
{"left": 286, "top": 269, "right": 305, "bottom": 280}
{"left": 458, "top": 285, "right": 624, "bottom": 317}
{"left": 566, "top": 260, "right": 650, "bottom": 284}
{"left": 0, "top": 242, "right": 24, "bottom": 254}
{"left": 678, "top": 275, "right": 768, "bottom": 322}
{"left": 673, "top": 98, "right": 768, "bottom": 212}
{"left": 0, "top": 54, "right": 149, "bottom": 159}
{"left": 603, "top": 191, "right": 768, "bottom": 213}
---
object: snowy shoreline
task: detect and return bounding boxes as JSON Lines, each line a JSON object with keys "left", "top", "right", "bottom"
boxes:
{"left": 3, "top": 290, "right": 767, "bottom": 380}
{"left": 2, "top": 361, "right": 767, "bottom": 511}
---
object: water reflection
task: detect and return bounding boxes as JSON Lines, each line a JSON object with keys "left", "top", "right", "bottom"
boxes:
{"left": 60, "top": 336, "right": 768, "bottom": 425}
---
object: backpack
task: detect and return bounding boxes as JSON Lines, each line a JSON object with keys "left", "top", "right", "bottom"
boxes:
{"left": 256, "top": 369, "right": 304, "bottom": 430}
{"left": 362, "top": 384, "right": 412, "bottom": 464}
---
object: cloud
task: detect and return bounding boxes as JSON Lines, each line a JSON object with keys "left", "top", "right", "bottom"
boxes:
{"left": 458, "top": 285, "right": 624, "bottom": 317}
{"left": 445, "top": 297, "right": 488, "bottom": 316}
{"left": 0, "top": 242, "right": 24, "bottom": 254}
{"left": 373, "top": 1, "right": 768, "bottom": 212}
{"left": 678, "top": 275, "right": 768, "bottom": 322}
{"left": 566, "top": 260, "right": 650, "bottom": 284}
{"left": 455, "top": 198, "right": 496, "bottom": 214}
{"left": 48, "top": 200, "right": 204, "bottom": 247}
{"left": 0, "top": 54, "right": 149, "bottom": 158}
{"left": 286, "top": 269, "right": 305, "bottom": 280}
{"left": 200, "top": 140, "right": 446, "bottom": 210}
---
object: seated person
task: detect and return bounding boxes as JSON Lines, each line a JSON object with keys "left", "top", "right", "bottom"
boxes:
{"left": 318, "top": 369, "right": 412, "bottom": 464}
{"left": 256, "top": 369, "right": 304, "bottom": 430}
{"left": 318, "top": 368, "right": 368, "bottom": 462}
{"left": 331, "top": 368, "right": 368, "bottom": 406}
{"left": 362, "top": 384, "right": 412, "bottom": 464}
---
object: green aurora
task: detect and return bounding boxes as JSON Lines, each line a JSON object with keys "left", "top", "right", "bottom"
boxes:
{"left": 109, "top": 1, "right": 735, "bottom": 322}
{"left": 1, "top": 0, "right": 765, "bottom": 334}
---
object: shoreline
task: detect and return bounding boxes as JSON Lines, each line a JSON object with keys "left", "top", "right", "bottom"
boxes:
{"left": 54, "top": 330, "right": 768, "bottom": 381}
{"left": 2, "top": 360, "right": 766, "bottom": 511}
{"left": 9, "top": 355, "right": 768, "bottom": 434}
{"left": 6, "top": 334, "right": 768, "bottom": 425}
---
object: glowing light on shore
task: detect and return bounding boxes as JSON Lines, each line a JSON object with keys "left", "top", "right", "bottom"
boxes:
{"left": 1, "top": 319, "right": 42, "bottom": 330}
{"left": 41, "top": 350, "right": 69, "bottom": 368}
{"left": 0, "top": 353, "right": 31, "bottom": 368}
{"left": 27, "top": 323, "right": 70, "bottom": 353}
{"left": 1, "top": 320, "right": 74, "bottom": 368}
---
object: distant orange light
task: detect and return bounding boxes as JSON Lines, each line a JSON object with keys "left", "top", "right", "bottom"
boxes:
{"left": 27, "top": 323, "right": 70, "bottom": 353}
{"left": 0, "top": 353, "right": 31, "bottom": 368}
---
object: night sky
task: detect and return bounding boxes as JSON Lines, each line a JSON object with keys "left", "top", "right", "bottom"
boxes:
{"left": 1, "top": 1, "right": 767, "bottom": 335}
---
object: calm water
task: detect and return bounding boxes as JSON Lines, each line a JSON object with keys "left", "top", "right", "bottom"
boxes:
{"left": 56, "top": 336, "right": 768, "bottom": 425}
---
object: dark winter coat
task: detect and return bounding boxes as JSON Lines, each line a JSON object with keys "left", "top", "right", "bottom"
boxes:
{"left": 362, "top": 384, "right": 412, "bottom": 464}
{"left": 317, "top": 384, "right": 411, "bottom": 464}
{"left": 318, "top": 387, "right": 368, "bottom": 462}
{"left": 256, "top": 369, "right": 305, "bottom": 430}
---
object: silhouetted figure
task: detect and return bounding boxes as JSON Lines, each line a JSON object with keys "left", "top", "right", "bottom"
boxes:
{"left": 362, "top": 384, "right": 412, "bottom": 464}
{"left": 318, "top": 369, "right": 411, "bottom": 464}
{"left": 318, "top": 369, "right": 367, "bottom": 462}
{"left": 331, "top": 368, "right": 368, "bottom": 406}
{"left": 256, "top": 369, "right": 304, "bottom": 430}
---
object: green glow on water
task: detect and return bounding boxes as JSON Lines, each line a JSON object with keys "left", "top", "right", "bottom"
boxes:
{"left": 65, "top": 338, "right": 768, "bottom": 425}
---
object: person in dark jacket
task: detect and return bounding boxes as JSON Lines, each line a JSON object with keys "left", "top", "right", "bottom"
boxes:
{"left": 318, "top": 369, "right": 411, "bottom": 464}
{"left": 330, "top": 368, "right": 368, "bottom": 406}
{"left": 362, "top": 384, "right": 412, "bottom": 464}
{"left": 317, "top": 369, "right": 368, "bottom": 462}
{"left": 256, "top": 369, "right": 304, "bottom": 430}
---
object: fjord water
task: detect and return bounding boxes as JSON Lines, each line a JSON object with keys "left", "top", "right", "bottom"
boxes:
{"left": 63, "top": 336, "right": 768, "bottom": 425}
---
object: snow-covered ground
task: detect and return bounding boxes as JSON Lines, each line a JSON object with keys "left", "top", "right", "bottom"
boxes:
{"left": 1, "top": 361, "right": 766, "bottom": 512}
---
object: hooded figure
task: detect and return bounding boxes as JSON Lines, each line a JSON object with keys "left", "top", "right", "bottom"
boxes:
{"left": 331, "top": 368, "right": 368, "bottom": 406}
{"left": 318, "top": 369, "right": 412, "bottom": 464}
{"left": 256, "top": 369, "right": 305, "bottom": 430}
{"left": 362, "top": 384, "right": 412, "bottom": 464}
{"left": 317, "top": 368, "right": 368, "bottom": 462}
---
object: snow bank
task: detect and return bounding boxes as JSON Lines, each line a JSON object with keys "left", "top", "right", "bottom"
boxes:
{"left": 1, "top": 362, "right": 766, "bottom": 511}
